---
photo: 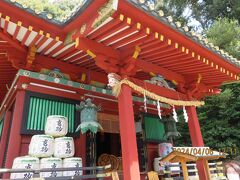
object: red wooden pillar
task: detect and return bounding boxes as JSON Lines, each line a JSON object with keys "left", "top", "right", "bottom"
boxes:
{"left": 118, "top": 85, "right": 140, "bottom": 180}
{"left": 74, "top": 135, "right": 86, "bottom": 166}
{"left": 0, "top": 111, "right": 12, "bottom": 167}
{"left": 4, "top": 91, "right": 25, "bottom": 169}
{"left": 186, "top": 106, "right": 210, "bottom": 180}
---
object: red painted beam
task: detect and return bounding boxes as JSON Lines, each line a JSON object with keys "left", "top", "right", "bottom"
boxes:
{"left": 130, "top": 77, "right": 187, "bottom": 100}
{"left": 3, "top": 16, "right": 10, "bottom": 34}
{"left": 147, "top": 51, "right": 184, "bottom": 60}
{"left": 118, "top": 1, "right": 240, "bottom": 74}
{"left": 65, "top": 51, "right": 86, "bottom": 63}
{"left": 75, "top": 37, "right": 120, "bottom": 60}
{"left": 28, "top": 32, "right": 43, "bottom": 47}
{"left": 47, "top": 43, "right": 65, "bottom": 57}
{"left": 36, "top": 35, "right": 49, "bottom": 49}
{"left": 40, "top": 39, "right": 59, "bottom": 55}
{"left": 55, "top": 46, "right": 76, "bottom": 60}
{"left": 12, "top": 21, "right": 21, "bottom": 40}
{"left": 94, "top": 19, "right": 129, "bottom": 42}
{"left": 141, "top": 47, "right": 178, "bottom": 60}
{"left": 33, "top": 55, "right": 108, "bottom": 84}
{"left": 87, "top": 18, "right": 122, "bottom": 40}
{"left": 0, "top": 1, "right": 63, "bottom": 40}
{"left": 148, "top": 52, "right": 189, "bottom": 63}
{"left": 102, "top": 26, "right": 139, "bottom": 46}
{"left": 70, "top": 55, "right": 92, "bottom": 64}
{"left": 118, "top": 34, "right": 154, "bottom": 50}
{"left": 0, "top": 30, "right": 27, "bottom": 53}
{"left": 111, "top": 31, "right": 146, "bottom": 49}
{"left": 140, "top": 43, "right": 168, "bottom": 56}
{"left": 21, "top": 26, "right": 32, "bottom": 46}
{"left": 135, "top": 60, "right": 185, "bottom": 83}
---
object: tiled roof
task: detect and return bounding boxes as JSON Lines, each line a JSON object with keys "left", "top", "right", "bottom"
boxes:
{"left": 128, "top": 0, "right": 240, "bottom": 68}
{"left": 3, "top": 0, "right": 240, "bottom": 68}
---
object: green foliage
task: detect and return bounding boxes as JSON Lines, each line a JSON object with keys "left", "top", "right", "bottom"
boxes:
{"left": 198, "top": 85, "right": 240, "bottom": 158}
{"left": 205, "top": 18, "right": 240, "bottom": 59}
{"left": 155, "top": 0, "right": 240, "bottom": 30}
{"left": 161, "top": 0, "right": 240, "bottom": 159}
{"left": 16, "top": 0, "right": 84, "bottom": 22}
{"left": 191, "top": 0, "right": 240, "bottom": 29}
{"left": 155, "top": 0, "right": 190, "bottom": 26}
{"left": 175, "top": 85, "right": 240, "bottom": 158}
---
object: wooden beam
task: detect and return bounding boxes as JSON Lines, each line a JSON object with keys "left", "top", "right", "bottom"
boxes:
{"left": 0, "top": 1, "right": 63, "bottom": 40}
{"left": 0, "top": 30, "right": 27, "bottom": 53}
{"left": 26, "top": 46, "right": 37, "bottom": 69}
{"left": 130, "top": 77, "right": 187, "bottom": 100}
{"left": 118, "top": 1, "right": 240, "bottom": 74}
{"left": 12, "top": 21, "right": 22, "bottom": 40}
{"left": 34, "top": 55, "right": 108, "bottom": 84}
{"left": 21, "top": 26, "right": 33, "bottom": 45}
{"left": 75, "top": 37, "right": 120, "bottom": 60}
{"left": 135, "top": 60, "right": 185, "bottom": 84}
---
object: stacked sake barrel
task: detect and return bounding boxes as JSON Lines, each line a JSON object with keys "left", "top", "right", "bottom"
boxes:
{"left": 11, "top": 115, "right": 82, "bottom": 179}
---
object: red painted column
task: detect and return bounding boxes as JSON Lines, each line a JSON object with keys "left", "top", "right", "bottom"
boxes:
{"left": 74, "top": 135, "right": 86, "bottom": 166}
{"left": 0, "top": 111, "right": 12, "bottom": 167}
{"left": 4, "top": 91, "right": 25, "bottom": 169}
{"left": 186, "top": 106, "right": 209, "bottom": 180}
{"left": 118, "top": 85, "right": 140, "bottom": 180}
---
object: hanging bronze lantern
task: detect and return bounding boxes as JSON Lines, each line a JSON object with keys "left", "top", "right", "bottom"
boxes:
{"left": 164, "top": 116, "right": 181, "bottom": 139}
{"left": 76, "top": 98, "right": 103, "bottom": 134}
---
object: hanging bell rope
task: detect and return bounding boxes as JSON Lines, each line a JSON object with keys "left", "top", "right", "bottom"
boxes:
{"left": 112, "top": 79, "right": 205, "bottom": 107}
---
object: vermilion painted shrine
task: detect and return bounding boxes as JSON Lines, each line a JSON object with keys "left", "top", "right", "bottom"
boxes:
{"left": 0, "top": 0, "right": 239, "bottom": 180}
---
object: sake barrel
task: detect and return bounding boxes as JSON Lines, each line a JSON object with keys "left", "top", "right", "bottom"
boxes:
{"left": 40, "top": 157, "right": 62, "bottom": 178}
{"left": 45, "top": 115, "right": 68, "bottom": 137}
{"left": 158, "top": 143, "right": 173, "bottom": 157}
{"left": 10, "top": 156, "right": 39, "bottom": 179}
{"left": 63, "top": 157, "right": 83, "bottom": 176}
{"left": 54, "top": 137, "right": 75, "bottom": 158}
{"left": 29, "top": 135, "right": 54, "bottom": 157}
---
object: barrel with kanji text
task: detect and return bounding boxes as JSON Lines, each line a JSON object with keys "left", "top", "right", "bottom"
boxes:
{"left": 63, "top": 157, "right": 83, "bottom": 176}
{"left": 28, "top": 135, "right": 54, "bottom": 157}
{"left": 54, "top": 137, "right": 75, "bottom": 158}
{"left": 40, "top": 157, "right": 62, "bottom": 178}
{"left": 45, "top": 115, "right": 68, "bottom": 137}
{"left": 10, "top": 156, "right": 39, "bottom": 179}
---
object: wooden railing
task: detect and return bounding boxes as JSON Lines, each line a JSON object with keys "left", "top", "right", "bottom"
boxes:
{"left": 0, "top": 164, "right": 120, "bottom": 180}
{"left": 148, "top": 161, "right": 227, "bottom": 180}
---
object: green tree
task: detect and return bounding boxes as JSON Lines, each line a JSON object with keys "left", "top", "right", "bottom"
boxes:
{"left": 154, "top": 0, "right": 240, "bottom": 30}
{"left": 16, "top": 0, "right": 84, "bottom": 22}
{"left": 205, "top": 18, "right": 240, "bottom": 59}
{"left": 198, "top": 87, "right": 240, "bottom": 155}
